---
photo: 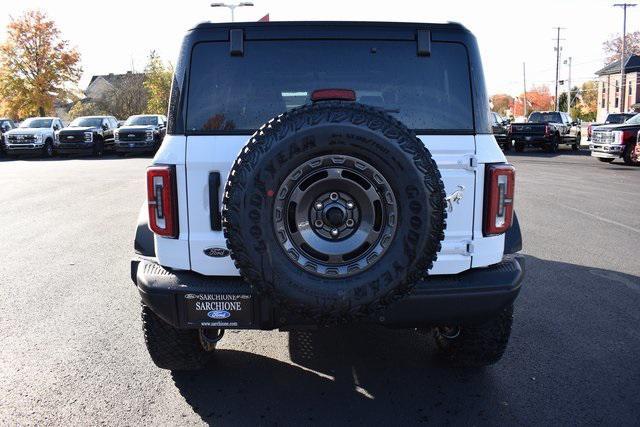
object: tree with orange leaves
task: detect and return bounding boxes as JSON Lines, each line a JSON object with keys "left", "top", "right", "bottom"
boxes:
{"left": 510, "top": 85, "right": 555, "bottom": 117}
{"left": 0, "top": 10, "right": 81, "bottom": 118}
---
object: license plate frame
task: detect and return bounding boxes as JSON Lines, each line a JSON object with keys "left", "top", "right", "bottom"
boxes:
{"left": 183, "top": 293, "right": 253, "bottom": 328}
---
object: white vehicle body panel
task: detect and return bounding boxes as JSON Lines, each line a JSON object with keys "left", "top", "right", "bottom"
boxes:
{"left": 160, "top": 133, "right": 508, "bottom": 276}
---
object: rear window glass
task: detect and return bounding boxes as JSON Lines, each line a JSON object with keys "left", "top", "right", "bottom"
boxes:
{"left": 529, "top": 112, "right": 561, "bottom": 123}
{"left": 186, "top": 40, "right": 473, "bottom": 133}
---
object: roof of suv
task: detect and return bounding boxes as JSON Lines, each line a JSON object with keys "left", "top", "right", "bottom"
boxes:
{"left": 193, "top": 20, "right": 468, "bottom": 31}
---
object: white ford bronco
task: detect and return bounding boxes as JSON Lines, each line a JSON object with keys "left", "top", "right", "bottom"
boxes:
{"left": 131, "top": 21, "right": 524, "bottom": 370}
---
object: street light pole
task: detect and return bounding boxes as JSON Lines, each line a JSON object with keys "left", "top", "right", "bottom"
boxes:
{"left": 553, "top": 27, "right": 565, "bottom": 111}
{"left": 210, "top": 2, "right": 254, "bottom": 22}
{"left": 614, "top": 3, "right": 637, "bottom": 112}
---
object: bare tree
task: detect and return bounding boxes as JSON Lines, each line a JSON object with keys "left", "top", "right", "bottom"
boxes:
{"left": 103, "top": 73, "right": 148, "bottom": 119}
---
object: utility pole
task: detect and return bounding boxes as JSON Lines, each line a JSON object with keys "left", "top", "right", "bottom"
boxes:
{"left": 614, "top": 3, "right": 637, "bottom": 112}
{"left": 564, "top": 56, "right": 572, "bottom": 113}
{"left": 523, "top": 62, "right": 527, "bottom": 117}
{"left": 553, "top": 27, "right": 565, "bottom": 111}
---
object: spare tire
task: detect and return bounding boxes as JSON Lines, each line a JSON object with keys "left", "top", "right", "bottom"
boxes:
{"left": 223, "top": 101, "right": 446, "bottom": 322}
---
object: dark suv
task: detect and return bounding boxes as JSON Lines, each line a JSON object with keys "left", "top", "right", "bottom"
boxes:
{"left": 115, "top": 114, "right": 167, "bottom": 155}
{"left": 55, "top": 116, "right": 119, "bottom": 157}
{"left": 131, "top": 21, "right": 523, "bottom": 371}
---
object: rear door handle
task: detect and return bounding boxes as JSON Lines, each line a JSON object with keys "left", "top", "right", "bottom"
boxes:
{"left": 209, "top": 172, "right": 222, "bottom": 231}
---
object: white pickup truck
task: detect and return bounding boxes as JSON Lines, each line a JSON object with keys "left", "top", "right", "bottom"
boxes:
{"left": 4, "top": 117, "right": 64, "bottom": 158}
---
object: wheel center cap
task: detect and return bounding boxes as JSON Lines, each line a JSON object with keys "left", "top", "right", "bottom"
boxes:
{"left": 324, "top": 206, "right": 345, "bottom": 227}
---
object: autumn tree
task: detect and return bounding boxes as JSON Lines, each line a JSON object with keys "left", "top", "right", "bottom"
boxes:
{"left": 577, "top": 81, "right": 598, "bottom": 121}
{"left": 0, "top": 10, "right": 81, "bottom": 118}
{"left": 603, "top": 31, "right": 640, "bottom": 64}
{"left": 511, "top": 85, "right": 555, "bottom": 117}
{"left": 144, "top": 51, "right": 173, "bottom": 115}
{"left": 68, "top": 100, "right": 106, "bottom": 119}
{"left": 558, "top": 86, "right": 580, "bottom": 112}
{"left": 490, "top": 94, "right": 513, "bottom": 116}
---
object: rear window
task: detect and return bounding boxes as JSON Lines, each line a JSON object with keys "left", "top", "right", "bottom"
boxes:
{"left": 186, "top": 40, "right": 474, "bottom": 133}
{"left": 529, "top": 112, "right": 561, "bottom": 123}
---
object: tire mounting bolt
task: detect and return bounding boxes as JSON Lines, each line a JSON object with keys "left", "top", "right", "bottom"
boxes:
{"left": 314, "top": 220, "right": 324, "bottom": 228}
{"left": 315, "top": 202, "right": 323, "bottom": 210}
{"left": 345, "top": 219, "right": 354, "bottom": 228}
{"left": 330, "top": 192, "right": 339, "bottom": 201}
{"left": 331, "top": 228, "right": 339, "bottom": 237}
{"left": 346, "top": 201, "right": 354, "bottom": 209}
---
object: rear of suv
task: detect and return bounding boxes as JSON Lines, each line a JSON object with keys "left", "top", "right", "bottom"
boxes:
{"left": 131, "top": 22, "right": 524, "bottom": 370}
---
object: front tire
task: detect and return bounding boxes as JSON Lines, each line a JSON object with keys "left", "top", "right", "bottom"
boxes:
{"left": 42, "top": 139, "right": 53, "bottom": 158}
{"left": 571, "top": 133, "right": 581, "bottom": 151}
{"left": 434, "top": 304, "right": 513, "bottom": 367}
{"left": 622, "top": 142, "right": 640, "bottom": 166}
{"left": 93, "top": 138, "right": 104, "bottom": 157}
{"left": 514, "top": 141, "right": 525, "bottom": 152}
{"left": 142, "top": 305, "right": 214, "bottom": 370}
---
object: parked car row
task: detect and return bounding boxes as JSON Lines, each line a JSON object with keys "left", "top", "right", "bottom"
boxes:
{"left": 497, "top": 111, "right": 582, "bottom": 153}
{"left": 0, "top": 114, "right": 167, "bottom": 158}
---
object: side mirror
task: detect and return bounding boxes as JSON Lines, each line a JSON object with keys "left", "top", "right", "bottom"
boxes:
{"left": 1, "top": 125, "right": 8, "bottom": 132}
{"left": 102, "top": 123, "right": 109, "bottom": 131}
{"left": 53, "top": 124, "right": 60, "bottom": 131}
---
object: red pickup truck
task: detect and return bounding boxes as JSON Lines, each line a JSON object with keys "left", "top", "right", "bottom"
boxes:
{"left": 587, "top": 113, "right": 636, "bottom": 141}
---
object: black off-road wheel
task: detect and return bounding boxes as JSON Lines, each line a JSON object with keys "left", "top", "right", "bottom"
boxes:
{"left": 142, "top": 305, "right": 214, "bottom": 370}
{"left": 223, "top": 101, "right": 446, "bottom": 323}
{"left": 434, "top": 304, "right": 514, "bottom": 367}
{"left": 623, "top": 142, "right": 640, "bottom": 166}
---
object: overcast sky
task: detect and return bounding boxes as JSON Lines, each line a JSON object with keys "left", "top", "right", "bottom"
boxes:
{"left": 0, "top": 0, "right": 636, "bottom": 96}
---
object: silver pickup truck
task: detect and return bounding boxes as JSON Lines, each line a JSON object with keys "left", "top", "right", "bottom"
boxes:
{"left": 4, "top": 117, "right": 64, "bottom": 158}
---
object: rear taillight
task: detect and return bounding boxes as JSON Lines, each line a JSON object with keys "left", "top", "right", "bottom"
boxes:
{"left": 484, "top": 164, "right": 515, "bottom": 236}
{"left": 544, "top": 125, "right": 551, "bottom": 136}
{"left": 147, "top": 165, "right": 178, "bottom": 238}
{"left": 507, "top": 124, "right": 512, "bottom": 133}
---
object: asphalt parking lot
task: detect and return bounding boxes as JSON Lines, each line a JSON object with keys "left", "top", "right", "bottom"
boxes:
{"left": 0, "top": 149, "right": 639, "bottom": 425}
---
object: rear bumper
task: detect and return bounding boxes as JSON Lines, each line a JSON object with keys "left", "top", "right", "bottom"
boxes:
{"left": 508, "top": 135, "right": 552, "bottom": 145}
{"left": 132, "top": 255, "right": 525, "bottom": 330}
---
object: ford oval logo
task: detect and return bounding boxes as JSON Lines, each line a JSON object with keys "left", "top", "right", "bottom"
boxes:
{"left": 207, "top": 310, "right": 231, "bottom": 319}
{"left": 204, "top": 247, "right": 230, "bottom": 258}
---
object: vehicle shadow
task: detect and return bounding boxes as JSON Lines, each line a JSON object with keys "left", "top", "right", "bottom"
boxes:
{"left": 170, "top": 255, "right": 640, "bottom": 425}
{"left": 505, "top": 147, "right": 591, "bottom": 159}
{"left": 0, "top": 153, "right": 153, "bottom": 162}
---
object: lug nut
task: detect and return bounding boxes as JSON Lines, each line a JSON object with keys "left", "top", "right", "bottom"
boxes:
{"left": 345, "top": 219, "right": 355, "bottom": 228}
{"left": 330, "top": 228, "right": 339, "bottom": 237}
{"left": 314, "top": 220, "right": 324, "bottom": 228}
{"left": 330, "top": 192, "right": 339, "bottom": 201}
{"left": 346, "top": 201, "right": 354, "bottom": 209}
{"left": 315, "top": 202, "right": 323, "bottom": 210}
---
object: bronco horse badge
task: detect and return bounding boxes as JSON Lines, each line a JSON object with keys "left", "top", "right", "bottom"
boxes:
{"left": 445, "top": 185, "right": 465, "bottom": 213}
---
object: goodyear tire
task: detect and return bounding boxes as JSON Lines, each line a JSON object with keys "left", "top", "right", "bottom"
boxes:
{"left": 142, "top": 305, "right": 213, "bottom": 370}
{"left": 223, "top": 101, "right": 446, "bottom": 322}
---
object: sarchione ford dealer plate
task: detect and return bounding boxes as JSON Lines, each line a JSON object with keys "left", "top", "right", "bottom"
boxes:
{"left": 184, "top": 293, "right": 253, "bottom": 327}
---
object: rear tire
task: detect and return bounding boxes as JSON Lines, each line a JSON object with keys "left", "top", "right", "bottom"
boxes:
{"left": 598, "top": 158, "right": 614, "bottom": 163}
{"left": 434, "top": 304, "right": 513, "bottom": 367}
{"left": 93, "top": 139, "right": 104, "bottom": 157}
{"left": 514, "top": 141, "right": 525, "bottom": 152}
{"left": 502, "top": 140, "right": 511, "bottom": 152}
{"left": 545, "top": 134, "right": 559, "bottom": 153}
{"left": 142, "top": 305, "right": 214, "bottom": 370}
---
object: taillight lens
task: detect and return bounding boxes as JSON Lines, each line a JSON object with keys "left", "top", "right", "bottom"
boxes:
{"left": 544, "top": 125, "right": 551, "bottom": 136}
{"left": 147, "top": 165, "right": 178, "bottom": 238}
{"left": 507, "top": 124, "right": 512, "bottom": 133}
{"left": 484, "top": 164, "right": 515, "bottom": 236}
